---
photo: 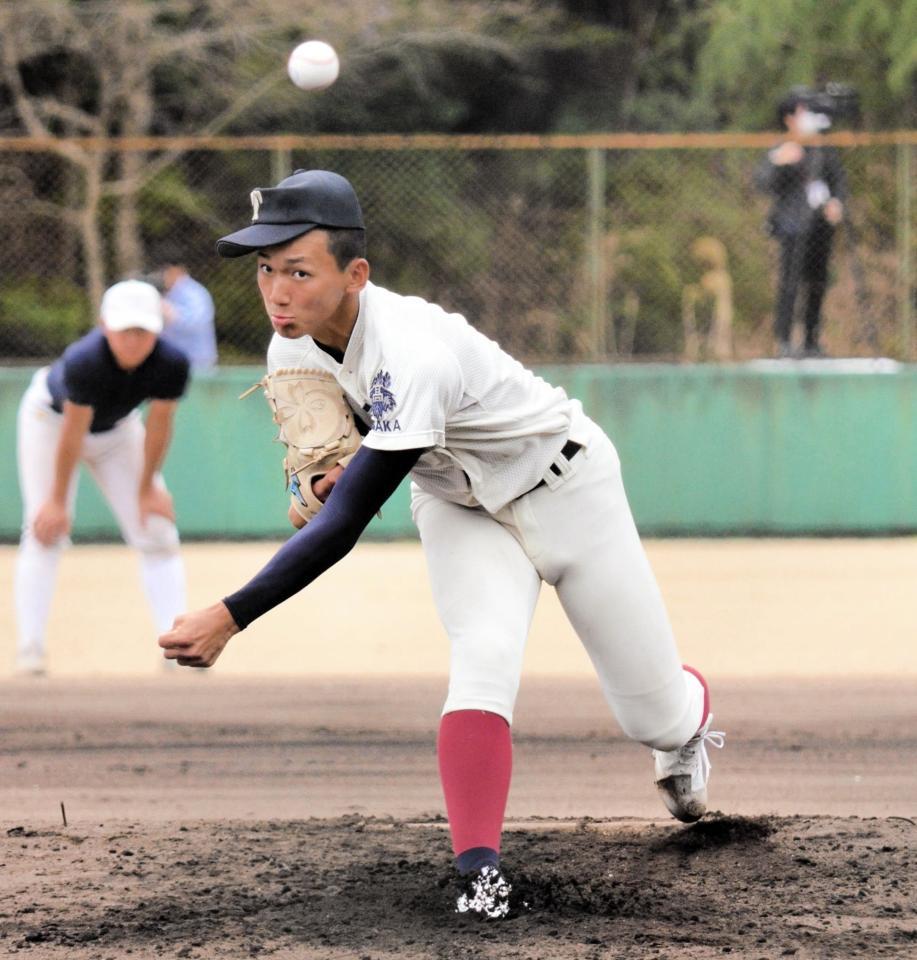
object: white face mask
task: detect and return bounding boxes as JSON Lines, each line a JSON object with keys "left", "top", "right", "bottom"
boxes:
{"left": 797, "top": 109, "right": 831, "bottom": 135}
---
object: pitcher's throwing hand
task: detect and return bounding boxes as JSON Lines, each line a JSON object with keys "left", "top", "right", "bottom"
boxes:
{"left": 159, "top": 602, "right": 239, "bottom": 667}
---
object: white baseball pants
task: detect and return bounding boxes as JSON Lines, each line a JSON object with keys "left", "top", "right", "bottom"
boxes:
{"left": 14, "top": 368, "right": 186, "bottom": 665}
{"left": 411, "top": 416, "right": 703, "bottom": 751}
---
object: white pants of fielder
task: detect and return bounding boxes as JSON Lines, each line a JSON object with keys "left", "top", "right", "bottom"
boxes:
{"left": 412, "top": 415, "right": 704, "bottom": 752}
{"left": 14, "top": 368, "right": 186, "bottom": 667}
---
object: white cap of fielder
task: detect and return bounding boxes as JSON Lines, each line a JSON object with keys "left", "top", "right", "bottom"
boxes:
{"left": 100, "top": 279, "right": 164, "bottom": 334}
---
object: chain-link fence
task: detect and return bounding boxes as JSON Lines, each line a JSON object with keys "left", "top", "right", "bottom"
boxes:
{"left": 1, "top": 132, "right": 914, "bottom": 364}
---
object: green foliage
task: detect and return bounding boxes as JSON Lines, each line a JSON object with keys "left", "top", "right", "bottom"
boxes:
{"left": 0, "top": 279, "right": 92, "bottom": 358}
{"left": 139, "top": 167, "right": 223, "bottom": 236}
{"left": 0, "top": 0, "right": 912, "bottom": 362}
{"left": 696, "top": 0, "right": 916, "bottom": 130}
{"left": 607, "top": 149, "right": 774, "bottom": 353}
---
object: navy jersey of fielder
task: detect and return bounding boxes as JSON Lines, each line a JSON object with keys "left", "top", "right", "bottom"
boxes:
{"left": 46, "top": 328, "right": 190, "bottom": 432}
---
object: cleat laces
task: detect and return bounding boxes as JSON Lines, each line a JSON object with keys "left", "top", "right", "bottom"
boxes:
{"left": 679, "top": 715, "right": 726, "bottom": 789}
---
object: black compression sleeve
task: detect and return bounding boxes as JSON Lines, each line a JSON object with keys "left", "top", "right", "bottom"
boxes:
{"left": 222, "top": 445, "right": 423, "bottom": 629}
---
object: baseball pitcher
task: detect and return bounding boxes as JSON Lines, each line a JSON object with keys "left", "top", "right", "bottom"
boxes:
{"left": 159, "top": 170, "right": 725, "bottom": 919}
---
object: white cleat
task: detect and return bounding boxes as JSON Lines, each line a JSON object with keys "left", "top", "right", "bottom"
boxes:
{"left": 653, "top": 714, "right": 725, "bottom": 823}
{"left": 14, "top": 654, "right": 48, "bottom": 677}
{"left": 455, "top": 864, "right": 512, "bottom": 919}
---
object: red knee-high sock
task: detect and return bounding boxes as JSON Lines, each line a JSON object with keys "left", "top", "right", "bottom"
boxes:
{"left": 437, "top": 710, "right": 512, "bottom": 858}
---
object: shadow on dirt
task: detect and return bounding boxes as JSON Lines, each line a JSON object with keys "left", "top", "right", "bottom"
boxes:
{"left": 649, "top": 812, "right": 776, "bottom": 854}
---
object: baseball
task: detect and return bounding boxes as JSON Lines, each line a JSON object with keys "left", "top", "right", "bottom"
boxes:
{"left": 287, "top": 40, "right": 339, "bottom": 91}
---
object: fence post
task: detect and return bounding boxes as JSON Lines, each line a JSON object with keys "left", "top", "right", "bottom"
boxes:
{"left": 587, "top": 147, "right": 610, "bottom": 359}
{"left": 272, "top": 146, "right": 293, "bottom": 185}
{"left": 897, "top": 141, "right": 913, "bottom": 359}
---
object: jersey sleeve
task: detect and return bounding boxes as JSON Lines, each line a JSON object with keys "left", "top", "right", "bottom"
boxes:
{"left": 362, "top": 346, "right": 462, "bottom": 451}
{"left": 61, "top": 350, "right": 102, "bottom": 408}
{"left": 149, "top": 347, "right": 190, "bottom": 400}
{"left": 222, "top": 445, "right": 422, "bottom": 628}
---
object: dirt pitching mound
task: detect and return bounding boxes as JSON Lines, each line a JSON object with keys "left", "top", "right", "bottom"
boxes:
{"left": 3, "top": 814, "right": 914, "bottom": 959}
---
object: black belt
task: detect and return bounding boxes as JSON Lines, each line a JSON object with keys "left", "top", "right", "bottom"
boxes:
{"left": 527, "top": 439, "right": 583, "bottom": 495}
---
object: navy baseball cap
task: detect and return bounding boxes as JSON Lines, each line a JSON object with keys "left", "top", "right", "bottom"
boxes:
{"left": 216, "top": 169, "right": 364, "bottom": 258}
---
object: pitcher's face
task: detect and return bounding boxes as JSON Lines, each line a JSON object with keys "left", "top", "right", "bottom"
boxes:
{"left": 256, "top": 230, "right": 366, "bottom": 347}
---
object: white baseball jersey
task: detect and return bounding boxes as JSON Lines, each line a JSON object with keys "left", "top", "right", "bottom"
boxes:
{"left": 267, "top": 281, "right": 586, "bottom": 512}
{"left": 264, "top": 281, "right": 704, "bottom": 754}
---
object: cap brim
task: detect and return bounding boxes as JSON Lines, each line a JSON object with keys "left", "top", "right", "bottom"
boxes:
{"left": 103, "top": 316, "right": 163, "bottom": 334}
{"left": 216, "top": 222, "right": 318, "bottom": 258}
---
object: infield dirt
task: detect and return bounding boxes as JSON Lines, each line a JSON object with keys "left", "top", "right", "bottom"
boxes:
{"left": 1, "top": 675, "right": 915, "bottom": 959}
{"left": 1, "top": 541, "right": 915, "bottom": 957}
{"left": 3, "top": 812, "right": 914, "bottom": 960}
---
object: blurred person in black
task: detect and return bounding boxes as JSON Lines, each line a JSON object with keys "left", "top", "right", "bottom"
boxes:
{"left": 756, "top": 87, "right": 847, "bottom": 359}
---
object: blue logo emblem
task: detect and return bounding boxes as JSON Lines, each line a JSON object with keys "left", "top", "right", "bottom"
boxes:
{"left": 369, "top": 370, "right": 401, "bottom": 432}
{"left": 290, "top": 474, "right": 306, "bottom": 506}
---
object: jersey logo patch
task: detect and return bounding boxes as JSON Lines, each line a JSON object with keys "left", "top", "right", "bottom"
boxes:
{"left": 369, "top": 370, "right": 401, "bottom": 432}
{"left": 289, "top": 473, "right": 306, "bottom": 506}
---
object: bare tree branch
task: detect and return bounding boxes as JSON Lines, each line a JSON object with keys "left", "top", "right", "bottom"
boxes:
{"left": 0, "top": 31, "right": 49, "bottom": 139}
{"left": 0, "top": 161, "right": 81, "bottom": 227}
{"left": 101, "top": 63, "right": 289, "bottom": 198}
{"left": 145, "top": 22, "right": 281, "bottom": 63}
{"left": 0, "top": 29, "right": 91, "bottom": 168}
{"left": 0, "top": 0, "right": 556, "bottom": 307}
{"left": 34, "top": 98, "right": 104, "bottom": 137}
{"left": 13, "top": 197, "right": 83, "bottom": 228}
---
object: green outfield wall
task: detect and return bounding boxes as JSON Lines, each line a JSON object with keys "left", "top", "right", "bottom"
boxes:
{"left": 2, "top": 360, "right": 914, "bottom": 540}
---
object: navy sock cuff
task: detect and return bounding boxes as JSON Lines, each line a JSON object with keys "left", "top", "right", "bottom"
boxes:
{"left": 456, "top": 846, "right": 500, "bottom": 876}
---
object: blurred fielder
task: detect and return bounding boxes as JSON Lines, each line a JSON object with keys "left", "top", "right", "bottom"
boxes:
{"left": 159, "top": 170, "right": 725, "bottom": 918}
{"left": 14, "top": 280, "right": 189, "bottom": 676}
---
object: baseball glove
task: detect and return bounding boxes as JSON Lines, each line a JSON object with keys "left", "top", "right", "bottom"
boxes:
{"left": 242, "top": 368, "right": 361, "bottom": 523}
